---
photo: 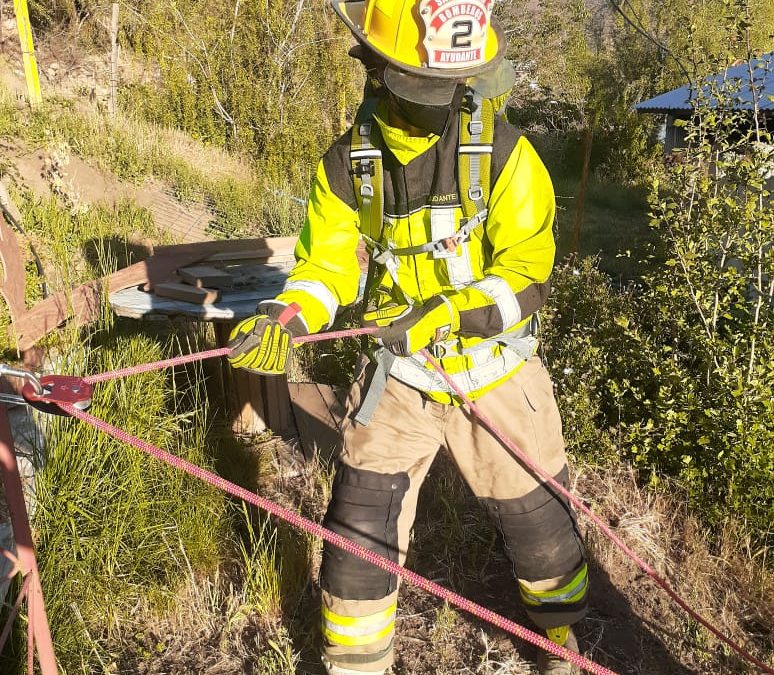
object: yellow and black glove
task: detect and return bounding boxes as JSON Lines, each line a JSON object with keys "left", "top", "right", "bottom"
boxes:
{"left": 227, "top": 302, "right": 307, "bottom": 375}
{"left": 363, "top": 296, "right": 459, "bottom": 357}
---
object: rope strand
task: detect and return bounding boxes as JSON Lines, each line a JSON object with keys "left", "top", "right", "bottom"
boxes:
{"left": 60, "top": 327, "right": 771, "bottom": 674}
{"left": 60, "top": 402, "right": 617, "bottom": 675}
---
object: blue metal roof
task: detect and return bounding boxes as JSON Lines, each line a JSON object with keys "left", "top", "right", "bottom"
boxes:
{"left": 635, "top": 52, "right": 774, "bottom": 114}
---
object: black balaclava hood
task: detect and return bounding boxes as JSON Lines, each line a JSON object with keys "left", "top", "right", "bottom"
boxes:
{"left": 349, "top": 42, "right": 465, "bottom": 136}
{"left": 384, "top": 86, "right": 465, "bottom": 136}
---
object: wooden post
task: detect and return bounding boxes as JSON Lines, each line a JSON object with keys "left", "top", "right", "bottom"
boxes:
{"left": 12, "top": 0, "right": 42, "bottom": 105}
{"left": 0, "top": 405, "right": 57, "bottom": 674}
{"left": 215, "top": 322, "right": 271, "bottom": 435}
{"left": 109, "top": 3, "right": 119, "bottom": 115}
{"left": 571, "top": 124, "right": 593, "bottom": 256}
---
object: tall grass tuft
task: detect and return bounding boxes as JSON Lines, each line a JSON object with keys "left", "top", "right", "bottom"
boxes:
{"left": 5, "top": 327, "right": 231, "bottom": 674}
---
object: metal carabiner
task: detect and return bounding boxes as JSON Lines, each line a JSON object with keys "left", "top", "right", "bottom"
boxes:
{"left": 0, "top": 364, "right": 44, "bottom": 396}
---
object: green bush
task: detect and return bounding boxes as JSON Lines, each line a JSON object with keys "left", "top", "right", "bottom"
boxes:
{"left": 121, "top": 0, "right": 361, "bottom": 185}
{"left": 543, "top": 63, "right": 774, "bottom": 546}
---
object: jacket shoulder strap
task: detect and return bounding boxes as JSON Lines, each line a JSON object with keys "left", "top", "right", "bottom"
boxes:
{"left": 458, "top": 89, "right": 496, "bottom": 223}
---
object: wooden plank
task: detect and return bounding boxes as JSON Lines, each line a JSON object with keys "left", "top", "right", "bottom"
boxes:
{"left": 12, "top": 236, "right": 356, "bottom": 351}
{"left": 230, "top": 366, "right": 267, "bottom": 434}
{"left": 154, "top": 282, "right": 220, "bottom": 305}
{"left": 0, "top": 212, "right": 28, "bottom": 326}
{"left": 12, "top": 249, "right": 210, "bottom": 351}
{"left": 205, "top": 251, "right": 297, "bottom": 264}
{"left": 177, "top": 266, "right": 234, "bottom": 289}
{"left": 288, "top": 382, "right": 346, "bottom": 460}
{"left": 155, "top": 236, "right": 297, "bottom": 259}
{"left": 110, "top": 265, "right": 292, "bottom": 321}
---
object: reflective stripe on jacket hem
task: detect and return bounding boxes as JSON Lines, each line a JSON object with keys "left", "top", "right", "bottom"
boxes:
{"left": 387, "top": 335, "right": 538, "bottom": 398}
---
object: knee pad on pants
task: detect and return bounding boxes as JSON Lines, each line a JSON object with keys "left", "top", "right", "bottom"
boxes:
{"left": 320, "top": 464, "right": 410, "bottom": 600}
{"left": 482, "top": 466, "right": 586, "bottom": 582}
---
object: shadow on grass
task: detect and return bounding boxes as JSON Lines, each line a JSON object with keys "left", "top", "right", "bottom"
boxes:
{"left": 552, "top": 176, "right": 657, "bottom": 283}
{"left": 81, "top": 235, "right": 153, "bottom": 278}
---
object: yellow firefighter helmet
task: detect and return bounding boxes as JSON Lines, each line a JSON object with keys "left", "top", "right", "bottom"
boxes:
{"left": 331, "top": 0, "right": 515, "bottom": 104}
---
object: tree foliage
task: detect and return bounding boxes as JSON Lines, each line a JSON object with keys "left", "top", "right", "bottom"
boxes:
{"left": 544, "top": 19, "right": 773, "bottom": 546}
{"left": 501, "top": 0, "right": 774, "bottom": 181}
{"left": 115, "top": 0, "right": 361, "bottom": 186}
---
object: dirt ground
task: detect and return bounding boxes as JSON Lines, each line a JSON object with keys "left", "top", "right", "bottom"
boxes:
{"left": 112, "top": 449, "right": 773, "bottom": 675}
{"left": 1, "top": 19, "right": 214, "bottom": 244}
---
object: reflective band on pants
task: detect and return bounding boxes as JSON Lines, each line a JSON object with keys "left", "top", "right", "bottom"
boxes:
{"left": 323, "top": 603, "right": 397, "bottom": 645}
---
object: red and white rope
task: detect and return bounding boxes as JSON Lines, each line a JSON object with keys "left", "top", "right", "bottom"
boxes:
{"left": 60, "top": 402, "right": 617, "bottom": 675}
{"left": 53, "top": 327, "right": 772, "bottom": 674}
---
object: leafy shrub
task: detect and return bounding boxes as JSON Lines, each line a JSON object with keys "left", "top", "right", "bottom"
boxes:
{"left": 543, "top": 58, "right": 774, "bottom": 547}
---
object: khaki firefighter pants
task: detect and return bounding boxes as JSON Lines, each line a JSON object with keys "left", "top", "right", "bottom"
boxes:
{"left": 319, "top": 356, "right": 588, "bottom": 672}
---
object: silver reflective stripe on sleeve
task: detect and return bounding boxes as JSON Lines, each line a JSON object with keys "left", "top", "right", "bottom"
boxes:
{"left": 283, "top": 279, "right": 339, "bottom": 328}
{"left": 470, "top": 275, "right": 522, "bottom": 330}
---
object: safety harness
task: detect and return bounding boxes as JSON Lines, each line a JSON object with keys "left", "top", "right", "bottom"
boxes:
{"left": 350, "top": 88, "right": 497, "bottom": 301}
{"left": 349, "top": 89, "right": 536, "bottom": 423}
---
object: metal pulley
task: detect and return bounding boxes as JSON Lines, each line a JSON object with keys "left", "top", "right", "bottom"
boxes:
{"left": 0, "top": 365, "right": 92, "bottom": 415}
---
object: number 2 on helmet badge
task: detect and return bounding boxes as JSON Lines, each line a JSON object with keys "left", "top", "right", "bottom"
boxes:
{"left": 419, "top": 0, "right": 493, "bottom": 69}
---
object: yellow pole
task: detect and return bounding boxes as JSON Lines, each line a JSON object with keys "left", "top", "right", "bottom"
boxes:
{"left": 12, "top": 0, "right": 42, "bottom": 105}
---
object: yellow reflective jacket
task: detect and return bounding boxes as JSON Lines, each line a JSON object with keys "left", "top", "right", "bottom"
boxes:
{"left": 272, "top": 102, "right": 556, "bottom": 403}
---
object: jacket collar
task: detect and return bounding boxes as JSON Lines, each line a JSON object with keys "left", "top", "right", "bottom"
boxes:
{"left": 372, "top": 101, "right": 440, "bottom": 166}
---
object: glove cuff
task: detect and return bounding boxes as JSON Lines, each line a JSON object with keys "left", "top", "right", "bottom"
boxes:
{"left": 258, "top": 300, "right": 309, "bottom": 337}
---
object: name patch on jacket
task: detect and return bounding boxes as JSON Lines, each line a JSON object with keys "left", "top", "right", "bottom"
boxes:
{"left": 429, "top": 192, "right": 459, "bottom": 204}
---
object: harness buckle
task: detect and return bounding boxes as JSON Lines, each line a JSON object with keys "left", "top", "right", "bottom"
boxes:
{"left": 468, "top": 186, "right": 483, "bottom": 201}
{"left": 360, "top": 183, "right": 374, "bottom": 198}
{"left": 21, "top": 375, "right": 93, "bottom": 416}
{"left": 358, "top": 122, "right": 372, "bottom": 137}
{"left": 429, "top": 342, "right": 448, "bottom": 358}
{"left": 352, "top": 160, "right": 375, "bottom": 178}
{"left": 372, "top": 247, "right": 393, "bottom": 265}
{"left": 468, "top": 120, "right": 484, "bottom": 136}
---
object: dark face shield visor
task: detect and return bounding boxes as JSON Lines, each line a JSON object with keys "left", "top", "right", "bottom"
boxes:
{"left": 382, "top": 59, "right": 517, "bottom": 105}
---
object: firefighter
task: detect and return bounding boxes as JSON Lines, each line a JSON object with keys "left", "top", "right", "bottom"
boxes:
{"left": 227, "top": 1, "right": 588, "bottom": 672}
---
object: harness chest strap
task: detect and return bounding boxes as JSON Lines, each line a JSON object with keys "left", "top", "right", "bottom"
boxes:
{"left": 349, "top": 90, "right": 494, "bottom": 276}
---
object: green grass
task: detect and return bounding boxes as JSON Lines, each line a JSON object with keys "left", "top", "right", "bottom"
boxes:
{"left": 527, "top": 129, "right": 655, "bottom": 280}
{"left": 0, "top": 84, "right": 307, "bottom": 239}
{"left": 0, "top": 325, "right": 232, "bottom": 674}
{"left": 552, "top": 174, "right": 655, "bottom": 280}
